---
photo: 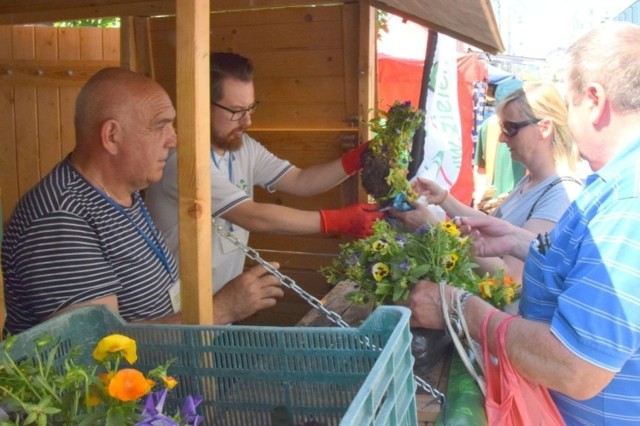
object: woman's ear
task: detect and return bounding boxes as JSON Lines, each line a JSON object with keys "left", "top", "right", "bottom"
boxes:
{"left": 537, "top": 117, "right": 554, "bottom": 141}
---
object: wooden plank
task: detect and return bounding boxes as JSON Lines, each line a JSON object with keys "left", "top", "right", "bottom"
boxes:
{"left": 34, "top": 26, "right": 57, "bottom": 60}
{"left": 176, "top": 0, "right": 212, "bottom": 325}
{"left": 59, "top": 86, "right": 79, "bottom": 156}
{"left": 0, "top": 26, "right": 11, "bottom": 59}
{"left": 0, "top": 85, "right": 17, "bottom": 226}
{"left": 36, "top": 87, "right": 62, "bottom": 175}
{"left": 57, "top": 27, "right": 80, "bottom": 60}
{"left": 14, "top": 86, "right": 39, "bottom": 195}
{"left": 102, "top": 28, "right": 120, "bottom": 61}
{"left": 79, "top": 27, "right": 103, "bottom": 60}
{"left": 12, "top": 26, "right": 34, "bottom": 61}
{"left": 0, "top": 60, "right": 118, "bottom": 87}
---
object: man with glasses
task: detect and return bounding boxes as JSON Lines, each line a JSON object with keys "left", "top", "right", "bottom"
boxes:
{"left": 146, "top": 52, "right": 382, "bottom": 299}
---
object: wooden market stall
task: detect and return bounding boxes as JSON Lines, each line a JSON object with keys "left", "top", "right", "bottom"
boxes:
{"left": 0, "top": 0, "right": 504, "bottom": 329}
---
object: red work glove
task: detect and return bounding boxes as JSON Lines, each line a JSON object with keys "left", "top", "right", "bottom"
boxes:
{"left": 340, "top": 140, "right": 370, "bottom": 175}
{"left": 320, "top": 203, "right": 384, "bottom": 237}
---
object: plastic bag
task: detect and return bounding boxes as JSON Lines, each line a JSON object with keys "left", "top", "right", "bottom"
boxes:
{"left": 481, "top": 311, "right": 565, "bottom": 426}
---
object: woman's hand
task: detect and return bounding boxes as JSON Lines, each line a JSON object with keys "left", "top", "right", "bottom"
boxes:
{"left": 412, "top": 177, "right": 448, "bottom": 205}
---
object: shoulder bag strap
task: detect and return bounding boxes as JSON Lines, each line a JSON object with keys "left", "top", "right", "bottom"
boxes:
{"left": 525, "top": 176, "right": 582, "bottom": 221}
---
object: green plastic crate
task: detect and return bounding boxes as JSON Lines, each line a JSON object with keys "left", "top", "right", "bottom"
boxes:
{"left": 1, "top": 305, "right": 416, "bottom": 425}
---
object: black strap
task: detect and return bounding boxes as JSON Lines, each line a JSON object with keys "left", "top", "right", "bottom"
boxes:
{"left": 525, "top": 176, "right": 582, "bottom": 221}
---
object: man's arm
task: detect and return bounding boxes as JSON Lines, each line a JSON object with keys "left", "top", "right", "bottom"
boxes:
{"left": 409, "top": 281, "right": 615, "bottom": 400}
{"left": 270, "top": 141, "right": 368, "bottom": 197}
{"left": 61, "top": 263, "right": 284, "bottom": 326}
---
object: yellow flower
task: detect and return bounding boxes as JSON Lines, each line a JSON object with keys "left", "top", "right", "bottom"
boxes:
{"left": 371, "top": 240, "right": 388, "bottom": 252}
{"left": 504, "top": 286, "right": 516, "bottom": 305}
{"left": 441, "top": 253, "right": 459, "bottom": 270}
{"left": 108, "top": 368, "right": 153, "bottom": 402}
{"left": 441, "top": 221, "right": 461, "bottom": 238}
{"left": 371, "top": 262, "right": 390, "bottom": 282}
{"left": 93, "top": 334, "right": 138, "bottom": 365}
{"left": 479, "top": 278, "right": 498, "bottom": 298}
{"left": 163, "top": 376, "right": 178, "bottom": 390}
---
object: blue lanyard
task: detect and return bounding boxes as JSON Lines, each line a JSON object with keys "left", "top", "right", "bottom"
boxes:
{"left": 211, "top": 150, "right": 235, "bottom": 231}
{"left": 211, "top": 150, "right": 234, "bottom": 184}
{"left": 97, "top": 190, "right": 176, "bottom": 281}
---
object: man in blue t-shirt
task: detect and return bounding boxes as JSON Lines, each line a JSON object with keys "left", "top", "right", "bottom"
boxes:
{"left": 407, "top": 22, "right": 640, "bottom": 425}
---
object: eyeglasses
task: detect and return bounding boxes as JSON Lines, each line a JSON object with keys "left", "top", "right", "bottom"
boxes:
{"left": 212, "top": 102, "right": 258, "bottom": 121}
{"left": 499, "top": 118, "right": 541, "bottom": 137}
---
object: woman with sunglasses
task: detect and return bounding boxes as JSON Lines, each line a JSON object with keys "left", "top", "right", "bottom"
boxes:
{"left": 394, "top": 82, "right": 584, "bottom": 298}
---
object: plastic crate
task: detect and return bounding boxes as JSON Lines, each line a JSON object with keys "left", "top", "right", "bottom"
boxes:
{"left": 1, "top": 305, "right": 416, "bottom": 425}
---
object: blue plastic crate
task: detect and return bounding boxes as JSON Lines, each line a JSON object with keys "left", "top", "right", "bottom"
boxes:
{"left": 1, "top": 305, "right": 416, "bottom": 425}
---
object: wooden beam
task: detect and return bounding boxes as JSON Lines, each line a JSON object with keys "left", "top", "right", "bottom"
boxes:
{"left": 176, "top": 0, "right": 212, "bottom": 325}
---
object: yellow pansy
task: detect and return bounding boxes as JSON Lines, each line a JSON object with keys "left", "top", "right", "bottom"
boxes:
{"left": 441, "top": 221, "right": 461, "bottom": 238}
{"left": 479, "top": 278, "right": 497, "bottom": 299}
{"left": 371, "top": 262, "right": 390, "bottom": 282}
{"left": 441, "top": 253, "right": 459, "bottom": 271}
{"left": 93, "top": 334, "right": 138, "bottom": 365}
{"left": 371, "top": 239, "right": 389, "bottom": 252}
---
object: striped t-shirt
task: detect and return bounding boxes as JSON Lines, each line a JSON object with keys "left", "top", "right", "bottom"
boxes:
{"left": 2, "top": 158, "right": 178, "bottom": 334}
{"left": 521, "top": 136, "right": 640, "bottom": 424}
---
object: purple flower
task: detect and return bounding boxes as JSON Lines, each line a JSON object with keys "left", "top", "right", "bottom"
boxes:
{"left": 181, "top": 395, "right": 204, "bottom": 426}
{"left": 416, "top": 224, "right": 431, "bottom": 234}
{"left": 399, "top": 261, "right": 410, "bottom": 271}
{"left": 394, "top": 235, "right": 407, "bottom": 247}
{"left": 141, "top": 389, "right": 169, "bottom": 418}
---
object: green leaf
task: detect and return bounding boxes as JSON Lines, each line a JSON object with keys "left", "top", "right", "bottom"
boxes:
{"left": 106, "top": 406, "right": 125, "bottom": 426}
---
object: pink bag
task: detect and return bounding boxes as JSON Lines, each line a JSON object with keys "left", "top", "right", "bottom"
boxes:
{"left": 481, "top": 310, "right": 565, "bottom": 426}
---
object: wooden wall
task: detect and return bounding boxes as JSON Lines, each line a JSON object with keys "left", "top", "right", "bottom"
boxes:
{"left": 0, "top": 25, "right": 120, "bottom": 226}
{"left": 148, "top": 4, "right": 366, "bottom": 325}
{"left": 0, "top": 25, "right": 119, "bottom": 333}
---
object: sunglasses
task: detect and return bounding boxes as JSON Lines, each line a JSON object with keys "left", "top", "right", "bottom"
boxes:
{"left": 499, "top": 118, "right": 541, "bottom": 137}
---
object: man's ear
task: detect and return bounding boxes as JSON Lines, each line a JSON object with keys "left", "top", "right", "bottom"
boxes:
{"left": 586, "top": 82, "right": 607, "bottom": 125}
{"left": 100, "top": 119, "right": 122, "bottom": 155}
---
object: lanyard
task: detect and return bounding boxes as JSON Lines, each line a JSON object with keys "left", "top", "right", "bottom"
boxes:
{"left": 211, "top": 149, "right": 235, "bottom": 231}
{"left": 97, "top": 189, "right": 176, "bottom": 281}
{"left": 211, "top": 150, "right": 234, "bottom": 184}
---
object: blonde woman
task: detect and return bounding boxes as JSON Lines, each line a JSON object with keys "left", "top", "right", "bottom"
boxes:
{"left": 394, "top": 82, "right": 584, "bottom": 288}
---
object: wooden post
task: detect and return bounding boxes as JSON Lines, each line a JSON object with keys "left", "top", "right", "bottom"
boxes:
{"left": 175, "top": 0, "right": 212, "bottom": 324}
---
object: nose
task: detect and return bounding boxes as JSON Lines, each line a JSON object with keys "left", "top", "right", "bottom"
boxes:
{"left": 239, "top": 111, "right": 252, "bottom": 126}
{"left": 166, "top": 124, "right": 178, "bottom": 148}
{"left": 498, "top": 130, "right": 509, "bottom": 143}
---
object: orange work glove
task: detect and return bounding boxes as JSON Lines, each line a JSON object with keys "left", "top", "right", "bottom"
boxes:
{"left": 340, "top": 141, "right": 370, "bottom": 175}
{"left": 319, "top": 203, "right": 384, "bottom": 237}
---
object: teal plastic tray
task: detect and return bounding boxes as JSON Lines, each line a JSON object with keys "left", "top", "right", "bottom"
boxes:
{"left": 1, "top": 305, "right": 416, "bottom": 425}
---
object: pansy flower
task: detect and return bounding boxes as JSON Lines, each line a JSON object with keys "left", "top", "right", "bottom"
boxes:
{"left": 93, "top": 334, "right": 138, "bottom": 364}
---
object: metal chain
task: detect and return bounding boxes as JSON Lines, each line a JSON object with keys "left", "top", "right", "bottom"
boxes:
{"left": 212, "top": 218, "right": 448, "bottom": 406}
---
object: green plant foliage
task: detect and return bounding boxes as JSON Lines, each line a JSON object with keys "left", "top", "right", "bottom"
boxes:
{"left": 321, "top": 219, "right": 520, "bottom": 308}
{"left": 54, "top": 18, "right": 120, "bottom": 28}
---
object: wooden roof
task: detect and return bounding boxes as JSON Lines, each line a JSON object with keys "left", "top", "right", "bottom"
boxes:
{"left": 0, "top": 0, "right": 503, "bottom": 53}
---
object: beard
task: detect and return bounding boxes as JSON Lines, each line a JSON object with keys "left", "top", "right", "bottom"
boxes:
{"left": 212, "top": 126, "right": 245, "bottom": 152}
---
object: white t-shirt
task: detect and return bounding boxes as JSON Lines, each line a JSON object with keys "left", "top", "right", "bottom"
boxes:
{"left": 146, "top": 134, "right": 292, "bottom": 292}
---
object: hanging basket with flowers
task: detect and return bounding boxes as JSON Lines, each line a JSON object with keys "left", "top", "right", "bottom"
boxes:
{"left": 321, "top": 219, "right": 520, "bottom": 310}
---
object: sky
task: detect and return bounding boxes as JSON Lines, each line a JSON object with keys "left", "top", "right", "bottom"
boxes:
{"left": 377, "top": 0, "right": 636, "bottom": 60}
{"left": 495, "top": 0, "right": 635, "bottom": 57}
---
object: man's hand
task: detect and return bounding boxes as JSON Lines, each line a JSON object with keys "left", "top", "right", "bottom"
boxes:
{"left": 212, "top": 263, "right": 284, "bottom": 324}
{"left": 319, "top": 203, "right": 384, "bottom": 237}
{"left": 340, "top": 141, "right": 370, "bottom": 175}
{"left": 408, "top": 280, "right": 447, "bottom": 329}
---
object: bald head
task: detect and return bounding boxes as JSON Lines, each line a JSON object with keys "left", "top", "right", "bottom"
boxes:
{"left": 74, "top": 67, "right": 165, "bottom": 148}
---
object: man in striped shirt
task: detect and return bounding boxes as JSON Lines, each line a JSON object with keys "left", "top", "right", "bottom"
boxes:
{"left": 1, "top": 67, "right": 283, "bottom": 334}
{"left": 407, "top": 22, "right": 640, "bottom": 424}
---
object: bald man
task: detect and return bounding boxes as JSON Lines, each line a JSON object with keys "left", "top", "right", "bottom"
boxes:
{"left": 1, "top": 67, "right": 283, "bottom": 334}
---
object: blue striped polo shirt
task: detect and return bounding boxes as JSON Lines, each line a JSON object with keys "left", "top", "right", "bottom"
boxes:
{"left": 521, "top": 136, "right": 640, "bottom": 424}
